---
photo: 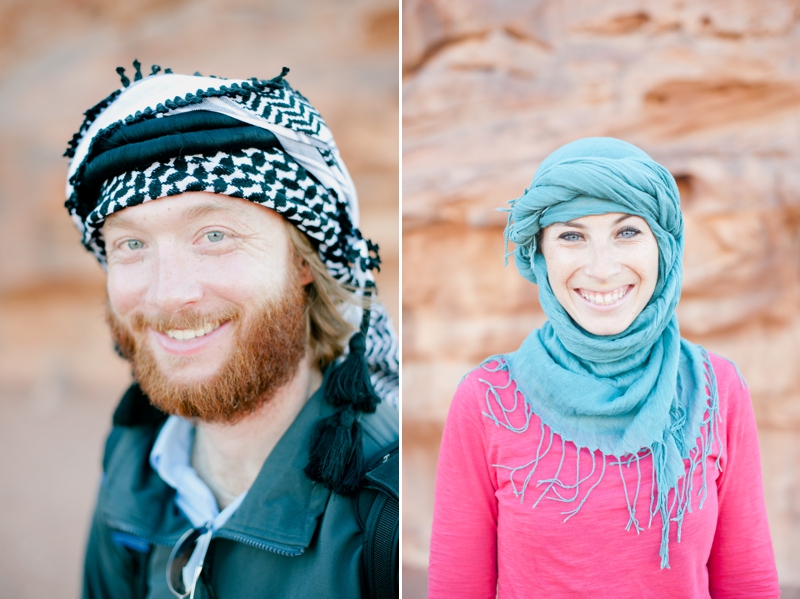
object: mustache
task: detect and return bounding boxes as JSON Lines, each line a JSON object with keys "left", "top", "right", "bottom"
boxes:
{"left": 125, "top": 306, "right": 242, "bottom": 334}
{"left": 105, "top": 283, "right": 309, "bottom": 424}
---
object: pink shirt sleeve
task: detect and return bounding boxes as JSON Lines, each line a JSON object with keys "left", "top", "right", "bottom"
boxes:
{"left": 707, "top": 355, "right": 779, "bottom": 598}
{"left": 428, "top": 372, "right": 498, "bottom": 599}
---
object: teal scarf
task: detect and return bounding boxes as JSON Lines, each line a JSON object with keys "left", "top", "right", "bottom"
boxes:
{"left": 493, "top": 138, "right": 720, "bottom": 568}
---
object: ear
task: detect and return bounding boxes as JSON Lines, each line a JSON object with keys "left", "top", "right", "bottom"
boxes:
{"left": 296, "top": 257, "right": 314, "bottom": 286}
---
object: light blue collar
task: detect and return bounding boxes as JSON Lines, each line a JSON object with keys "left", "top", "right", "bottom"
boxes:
{"left": 150, "top": 415, "right": 247, "bottom": 529}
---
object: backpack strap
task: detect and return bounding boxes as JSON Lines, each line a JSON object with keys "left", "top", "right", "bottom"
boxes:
{"left": 355, "top": 441, "right": 399, "bottom": 599}
{"left": 112, "top": 383, "right": 168, "bottom": 427}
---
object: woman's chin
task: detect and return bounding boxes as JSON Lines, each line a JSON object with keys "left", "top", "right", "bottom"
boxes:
{"left": 572, "top": 310, "right": 636, "bottom": 336}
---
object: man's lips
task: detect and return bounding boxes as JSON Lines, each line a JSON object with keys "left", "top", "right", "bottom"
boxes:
{"left": 574, "top": 285, "right": 634, "bottom": 308}
{"left": 164, "top": 320, "right": 224, "bottom": 340}
{"left": 149, "top": 320, "right": 232, "bottom": 356}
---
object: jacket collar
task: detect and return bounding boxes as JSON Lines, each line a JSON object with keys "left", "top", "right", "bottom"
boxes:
{"left": 101, "top": 379, "right": 334, "bottom": 553}
{"left": 215, "top": 383, "right": 333, "bottom": 554}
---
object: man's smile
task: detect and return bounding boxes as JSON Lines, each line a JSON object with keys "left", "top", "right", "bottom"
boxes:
{"left": 150, "top": 320, "right": 233, "bottom": 357}
{"left": 165, "top": 320, "right": 226, "bottom": 340}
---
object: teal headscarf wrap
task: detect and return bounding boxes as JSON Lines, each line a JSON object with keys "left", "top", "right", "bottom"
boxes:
{"left": 490, "top": 138, "right": 720, "bottom": 568}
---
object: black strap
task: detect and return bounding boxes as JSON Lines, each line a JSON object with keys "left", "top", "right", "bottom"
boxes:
{"left": 356, "top": 442, "right": 399, "bottom": 599}
{"left": 94, "top": 110, "right": 244, "bottom": 152}
{"left": 112, "top": 383, "right": 168, "bottom": 427}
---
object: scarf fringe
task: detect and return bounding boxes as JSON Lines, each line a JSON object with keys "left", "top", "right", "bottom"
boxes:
{"left": 480, "top": 353, "right": 722, "bottom": 569}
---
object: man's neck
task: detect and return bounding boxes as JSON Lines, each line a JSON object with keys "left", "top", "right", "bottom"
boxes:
{"left": 191, "top": 352, "right": 322, "bottom": 509}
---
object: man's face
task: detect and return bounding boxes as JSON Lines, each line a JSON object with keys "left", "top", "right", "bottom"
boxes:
{"left": 103, "top": 191, "right": 313, "bottom": 421}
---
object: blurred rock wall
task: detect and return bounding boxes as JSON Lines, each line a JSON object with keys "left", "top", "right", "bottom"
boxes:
{"left": 402, "top": 0, "right": 800, "bottom": 593}
{"left": 0, "top": 1, "right": 398, "bottom": 597}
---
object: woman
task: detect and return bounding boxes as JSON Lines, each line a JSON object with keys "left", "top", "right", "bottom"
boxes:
{"left": 428, "top": 138, "right": 779, "bottom": 598}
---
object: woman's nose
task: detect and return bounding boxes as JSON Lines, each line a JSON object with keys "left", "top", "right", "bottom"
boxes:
{"left": 583, "top": 241, "right": 622, "bottom": 281}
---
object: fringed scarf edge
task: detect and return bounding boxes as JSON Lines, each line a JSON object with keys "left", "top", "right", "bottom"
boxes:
{"left": 477, "top": 349, "right": 723, "bottom": 569}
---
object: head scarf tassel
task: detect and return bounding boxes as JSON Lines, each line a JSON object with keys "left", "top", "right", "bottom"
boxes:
{"left": 304, "top": 282, "right": 381, "bottom": 496}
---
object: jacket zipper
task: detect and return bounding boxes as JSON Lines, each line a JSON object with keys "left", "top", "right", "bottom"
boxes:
{"left": 213, "top": 530, "right": 304, "bottom": 557}
{"left": 108, "top": 519, "right": 304, "bottom": 556}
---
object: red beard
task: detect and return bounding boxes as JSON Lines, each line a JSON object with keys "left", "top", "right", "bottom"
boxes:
{"left": 107, "top": 282, "right": 308, "bottom": 424}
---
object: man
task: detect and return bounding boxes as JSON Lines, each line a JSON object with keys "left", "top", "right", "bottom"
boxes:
{"left": 64, "top": 61, "right": 399, "bottom": 598}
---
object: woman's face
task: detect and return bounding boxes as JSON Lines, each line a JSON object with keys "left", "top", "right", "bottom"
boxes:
{"left": 540, "top": 212, "right": 659, "bottom": 336}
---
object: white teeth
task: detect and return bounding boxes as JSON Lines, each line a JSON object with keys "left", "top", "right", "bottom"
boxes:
{"left": 579, "top": 287, "right": 629, "bottom": 306}
{"left": 165, "top": 322, "right": 222, "bottom": 340}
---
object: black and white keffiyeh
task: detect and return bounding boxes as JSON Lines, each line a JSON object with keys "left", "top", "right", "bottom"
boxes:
{"left": 64, "top": 64, "right": 398, "bottom": 409}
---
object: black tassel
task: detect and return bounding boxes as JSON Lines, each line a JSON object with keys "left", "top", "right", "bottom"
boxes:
{"left": 325, "top": 332, "right": 380, "bottom": 413}
{"left": 270, "top": 66, "right": 290, "bottom": 84}
{"left": 132, "top": 59, "right": 143, "bottom": 81}
{"left": 304, "top": 407, "right": 365, "bottom": 496}
{"left": 116, "top": 66, "right": 130, "bottom": 88}
{"left": 150, "top": 64, "right": 161, "bottom": 76}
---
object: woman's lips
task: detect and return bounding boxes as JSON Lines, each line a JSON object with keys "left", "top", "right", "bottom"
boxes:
{"left": 574, "top": 285, "right": 633, "bottom": 308}
{"left": 150, "top": 320, "right": 232, "bottom": 356}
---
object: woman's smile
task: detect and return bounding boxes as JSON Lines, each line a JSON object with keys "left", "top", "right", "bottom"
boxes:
{"left": 541, "top": 213, "right": 659, "bottom": 335}
{"left": 575, "top": 284, "right": 633, "bottom": 307}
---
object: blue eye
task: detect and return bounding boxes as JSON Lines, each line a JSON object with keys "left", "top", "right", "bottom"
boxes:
{"left": 206, "top": 231, "right": 225, "bottom": 242}
{"left": 618, "top": 227, "right": 641, "bottom": 238}
{"left": 126, "top": 239, "right": 144, "bottom": 250}
{"left": 559, "top": 232, "right": 582, "bottom": 242}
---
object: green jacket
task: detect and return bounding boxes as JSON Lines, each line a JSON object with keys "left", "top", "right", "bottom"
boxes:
{"left": 83, "top": 382, "right": 398, "bottom": 599}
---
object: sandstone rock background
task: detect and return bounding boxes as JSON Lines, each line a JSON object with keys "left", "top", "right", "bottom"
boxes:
{"left": 402, "top": 1, "right": 800, "bottom": 596}
{"left": 0, "top": 1, "right": 398, "bottom": 597}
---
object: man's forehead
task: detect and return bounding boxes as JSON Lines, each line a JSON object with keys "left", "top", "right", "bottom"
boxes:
{"left": 103, "top": 193, "right": 275, "bottom": 230}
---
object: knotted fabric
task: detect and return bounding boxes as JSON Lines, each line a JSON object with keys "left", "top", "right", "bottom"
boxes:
{"left": 497, "top": 137, "right": 720, "bottom": 568}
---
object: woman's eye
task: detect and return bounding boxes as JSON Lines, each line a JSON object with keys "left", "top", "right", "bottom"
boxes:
{"left": 126, "top": 239, "right": 144, "bottom": 250}
{"left": 559, "top": 232, "right": 582, "bottom": 242}
{"left": 206, "top": 231, "right": 225, "bottom": 243}
{"left": 618, "top": 227, "right": 641, "bottom": 238}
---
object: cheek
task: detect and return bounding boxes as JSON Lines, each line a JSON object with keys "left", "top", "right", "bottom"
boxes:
{"left": 543, "top": 249, "right": 577, "bottom": 291}
{"left": 645, "top": 243, "right": 660, "bottom": 287}
{"left": 632, "top": 242, "right": 660, "bottom": 297}
{"left": 203, "top": 253, "right": 291, "bottom": 302}
{"left": 106, "top": 265, "right": 148, "bottom": 315}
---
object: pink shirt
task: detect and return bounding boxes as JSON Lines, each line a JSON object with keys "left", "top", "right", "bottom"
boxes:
{"left": 429, "top": 354, "right": 779, "bottom": 598}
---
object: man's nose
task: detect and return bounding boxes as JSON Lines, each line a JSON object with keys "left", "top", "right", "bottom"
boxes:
{"left": 145, "top": 245, "right": 203, "bottom": 312}
{"left": 584, "top": 240, "right": 622, "bottom": 281}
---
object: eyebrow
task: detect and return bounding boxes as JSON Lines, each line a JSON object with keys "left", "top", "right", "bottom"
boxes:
{"left": 105, "top": 201, "right": 231, "bottom": 230}
{"left": 183, "top": 202, "right": 230, "bottom": 221}
{"left": 560, "top": 214, "right": 635, "bottom": 228}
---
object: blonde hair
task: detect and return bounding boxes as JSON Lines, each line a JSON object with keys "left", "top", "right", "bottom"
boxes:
{"left": 284, "top": 220, "right": 366, "bottom": 369}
